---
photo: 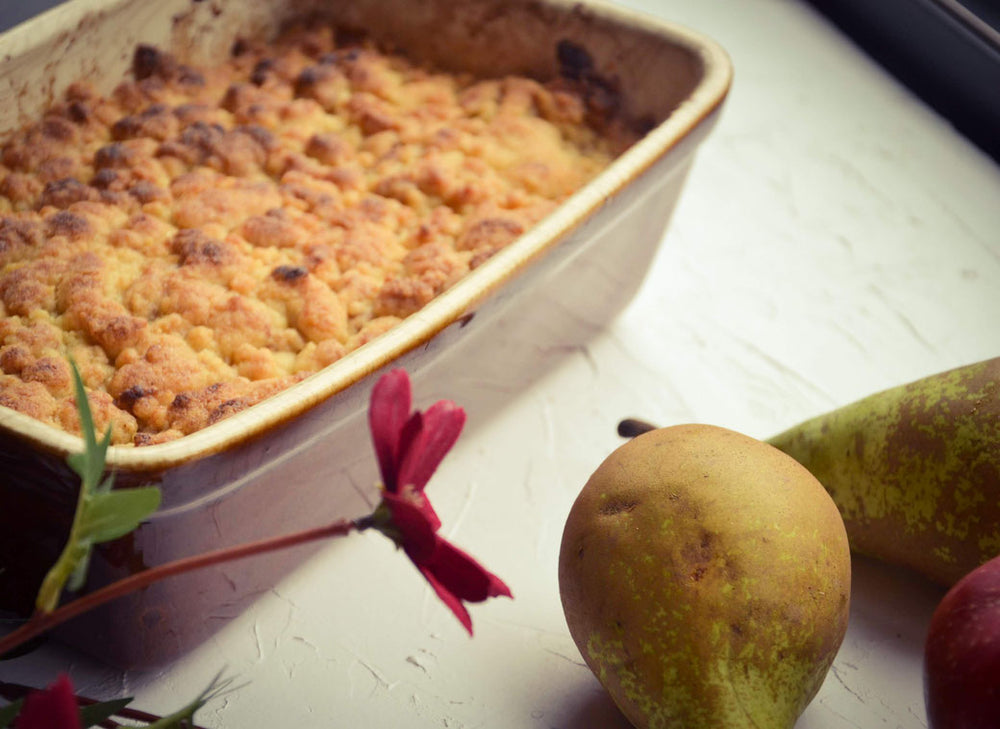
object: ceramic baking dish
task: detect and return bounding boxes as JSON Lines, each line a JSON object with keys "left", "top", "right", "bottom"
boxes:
{"left": 0, "top": 0, "right": 731, "bottom": 667}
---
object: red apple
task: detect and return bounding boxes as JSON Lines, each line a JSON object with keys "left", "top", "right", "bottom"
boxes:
{"left": 924, "top": 554, "right": 1000, "bottom": 729}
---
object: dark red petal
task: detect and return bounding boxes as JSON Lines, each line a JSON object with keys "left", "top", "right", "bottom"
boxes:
{"left": 395, "top": 411, "right": 424, "bottom": 485}
{"left": 381, "top": 491, "right": 438, "bottom": 561}
{"left": 396, "top": 400, "right": 466, "bottom": 491}
{"left": 425, "top": 537, "right": 513, "bottom": 603}
{"left": 369, "top": 369, "right": 412, "bottom": 492}
{"left": 419, "top": 564, "right": 474, "bottom": 635}
{"left": 397, "top": 482, "right": 441, "bottom": 531}
{"left": 14, "top": 674, "right": 81, "bottom": 729}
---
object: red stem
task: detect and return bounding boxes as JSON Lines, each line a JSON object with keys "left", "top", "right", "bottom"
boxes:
{"left": 0, "top": 517, "right": 366, "bottom": 660}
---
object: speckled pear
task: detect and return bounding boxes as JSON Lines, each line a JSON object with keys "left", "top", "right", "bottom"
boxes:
{"left": 559, "top": 424, "right": 851, "bottom": 729}
{"left": 768, "top": 357, "right": 1000, "bottom": 587}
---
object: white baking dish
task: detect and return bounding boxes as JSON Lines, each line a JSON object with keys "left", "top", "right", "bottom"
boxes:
{"left": 0, "top": 0, "right": 731, "bottom": 667}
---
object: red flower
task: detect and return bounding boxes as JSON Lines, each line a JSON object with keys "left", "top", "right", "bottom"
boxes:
{"left": 14, "top": 674, "right": 80, "bottom": 729}
{"left": 368, "top": 369, "right": 512, "bottom": 634}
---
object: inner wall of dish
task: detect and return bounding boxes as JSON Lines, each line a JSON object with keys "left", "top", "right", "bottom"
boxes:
{"left": 1, "top": 0, "right": 702, "bottom": 136}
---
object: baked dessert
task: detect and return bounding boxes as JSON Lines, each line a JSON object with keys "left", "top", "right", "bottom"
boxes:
{"left": 0, "top": 22, "right": 637, "bottom": 445}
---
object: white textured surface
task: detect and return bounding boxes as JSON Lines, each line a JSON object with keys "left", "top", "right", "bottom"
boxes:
{"left": 4, "top": 0, "right": 1000, "bottom": 726}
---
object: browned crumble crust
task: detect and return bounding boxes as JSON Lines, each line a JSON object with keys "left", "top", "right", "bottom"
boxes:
{"left": 0, "top": 25, "right": 636, "bottom": 445}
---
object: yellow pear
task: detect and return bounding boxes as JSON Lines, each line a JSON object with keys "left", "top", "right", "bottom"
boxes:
{"left": 559, "top": 424, "right": 851, "bottom": 729}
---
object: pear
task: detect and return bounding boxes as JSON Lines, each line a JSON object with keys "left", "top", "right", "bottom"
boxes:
{"left": 559, "top": 424, "right": 851, "bottom": 729}
{"left": 768, "top": 357, "right": 1000, "bottom": 587}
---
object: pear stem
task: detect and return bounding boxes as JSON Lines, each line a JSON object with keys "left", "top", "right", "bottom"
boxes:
{"left": 617, "top": 418, "right": 658, "bottom": 438}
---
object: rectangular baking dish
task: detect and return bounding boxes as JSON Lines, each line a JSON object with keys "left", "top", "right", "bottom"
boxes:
{"left": 0, "top": 0, "right": 731, "bottom": 667}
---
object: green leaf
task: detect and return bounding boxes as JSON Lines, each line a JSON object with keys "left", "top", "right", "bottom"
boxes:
{"left": 0, "top": 699, "right": 23, "bottom": 729}
{"left": 145, "top": 671, "right": 240, "bottom": 729}
{"left": 34, "top": 361, "right": 162, "bottom": 613}
{"left": 65, "top": 549, "right": 94, "bottom": 595}
{"left": 66, "top": 372, "right": 107, "bottom": 487}
{"left": 62, "top": 486, "right": 161, "bottom": 593}
{"left": 78, "top": 488, "right": 162, "bottom": 544}
{"left": 79, "top": 696, "right": 134, "bottom": 727}
{"left": 36, "top": 538, "right": 89, "bottom": 612}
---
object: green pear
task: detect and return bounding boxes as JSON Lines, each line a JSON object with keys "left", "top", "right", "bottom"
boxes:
{"left": 768, "top": 357, "right": 1000, "bottom": 587}
{"left": 559, "top": 424, "right": 851, "bottom": 729}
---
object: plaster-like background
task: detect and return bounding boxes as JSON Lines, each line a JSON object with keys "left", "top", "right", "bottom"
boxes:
{"left": 3, "top": 0, "right": 999, "bottom": 726}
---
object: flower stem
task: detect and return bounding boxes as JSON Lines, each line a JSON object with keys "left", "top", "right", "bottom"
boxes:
{"left": 0, "top": 517, "right": 366, "bottom": 660}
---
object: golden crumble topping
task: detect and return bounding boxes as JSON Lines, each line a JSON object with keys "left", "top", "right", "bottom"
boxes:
{"left": 0, "top": 24, "right": 636, "bottom": 445}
